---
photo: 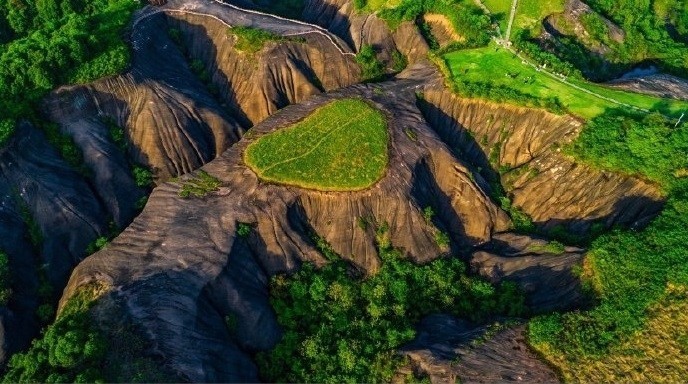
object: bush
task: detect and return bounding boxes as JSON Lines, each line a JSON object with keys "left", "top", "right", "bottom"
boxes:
{"left": 0, "top": 119, "right": 16, "bottom": 147}
{"left": 132, "top": 165, "right": 153, "bottom": 189}
{"left": 236, "top": 223, "right": 252, "bottom": 238}
{"left": 356, "top": 44, "right": 385, "bottom": 82}
{"left": 229, "top": 26, "right": 288, "bottom": 54}
{"left": 178, "top": 171, "right": 222, "bottom": 198}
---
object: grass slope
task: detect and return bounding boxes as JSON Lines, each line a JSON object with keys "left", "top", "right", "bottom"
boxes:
{"left": 245, "top": 99, "right": 388, "bottom": 191}
{"left": 443, "top": 45, "right": 688, "bottom": 119}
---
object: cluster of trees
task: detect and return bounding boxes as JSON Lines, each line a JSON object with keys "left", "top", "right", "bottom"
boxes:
{"left": 355, "top": 44, "right": 385, "bottom": 82}
{"left": 530, "top": 110, "right": 688, "bottom": 373}
{"left": 2, "top": 286, "right": 107, "bottom": 383}
{"left": 0, "top": 0, "right": 140, "bottom": 143}
{"left": 3, "top": 283, "right": 177, "bottom": 383}
{"left": 257, "top": 236, "right": 526, "bottom": 382}
{"left": 571, "top": 111, "right": 687, "bottom": 186}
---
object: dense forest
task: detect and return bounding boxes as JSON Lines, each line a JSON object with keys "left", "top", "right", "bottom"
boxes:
{"left": 0, "top": 0, "right": 140, "bottom": 143}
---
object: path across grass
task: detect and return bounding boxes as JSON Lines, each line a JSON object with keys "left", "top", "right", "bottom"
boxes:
{"left": 444, "top": 45, "right": 688, "bottom": 119}
{"left": 244, "top": 98, "right": 388, "bottom": 191}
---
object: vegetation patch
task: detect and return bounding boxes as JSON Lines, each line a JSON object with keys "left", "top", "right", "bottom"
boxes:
{"left": 2, "top": 282, "right": 178, "bottom": 382}
{"left": 0, "top": 251, "right": 12, "bottom": 305}
{"left": 244, "top": 98, "right": 388, "bottom": 191}
{"left": 256, "top": 240, "right": 526, "bottom": 382}
{"left": 178, "top": 171, "right": 222, "bottom": 198}
{"left": 356, "top": 45, "right": 385, "bottom": 82}
{"left": 359, "top": 0, "right": 492, "bottom": 49}
{"left": 529, "top": 110, "right": 688, "bottom": 381}
{"left": 229, "top": 26, "right": 299, "bottom": 55}
{"left": 0, "top": 0, "right": 140, "bottom": 138}
{"left": 2, "top": 283, "right": 110, "bottom": 383}
{"left": 442, "top": 45, "right": 688, "bottom": 119}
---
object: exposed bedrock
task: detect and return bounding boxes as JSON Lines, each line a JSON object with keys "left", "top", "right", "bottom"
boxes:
{"left": 420, "top": 89, "right": 664, "bottom": 235}
{"left": 472, "top": 233, "right": 586, "bottom": 313}
{"left": 166, "top": 12, "right": 362, "bottom": 126}
{"left": 47, "top": 0, "right": 361, "bottom": 181}
{"left": 303, "top": 0, "right": 430, "bottom": 64}
{"left": 0, "top": 0, "right": 363, "bottom": 367}
{"left": 59, "top": 75, "right": 518, "bottom": 381}
{"left": 608, "top": 73, "right": 688, "bottom": 101}
{"left": 399, "top": 315, "right": 560, "bottom": 383}
{"left": 0, "top": 123, "right": 120, "bottom": 364}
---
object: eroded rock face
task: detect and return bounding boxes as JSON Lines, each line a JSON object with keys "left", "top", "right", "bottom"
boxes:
{"left": 544, "top": 0, "right": 625, "bottom": 54}
{"left": 59, "top": 73, "right": 514, "bottom": 381}
{"left": 303, "top": 0, "right": 429, "bottom": 65}
{"left": 398, "top": 315, "right": 559, "bottom": 384}
{"left": 0, "top": 0, "right": 363, "bottom": 368}
{"left": 420, "top": 89, "right": 664, "bottom": 235}
{"left": 9, "top": 0, "right": 667, "bottom": 380}
{"left": 608, "top": 74, "right": 688, "bottom": 101}
{"left": 472, "top": 233, "right": 586, "bottom": 313}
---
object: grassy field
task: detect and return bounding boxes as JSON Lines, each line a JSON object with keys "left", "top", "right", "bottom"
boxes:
{"left": 443, "top": 45, "right": 688, "bottom": 119}
{"left": 482, "top": 0, "right": 564, "bottom": 33}
{"left": 481, "top": 0, "right": 510, "bottom": 32}
{"left": 513, "top": 0, "right": 564, "bottom": 32}
{"left": 244, "top": 99, "right": 388, "bottom": 191}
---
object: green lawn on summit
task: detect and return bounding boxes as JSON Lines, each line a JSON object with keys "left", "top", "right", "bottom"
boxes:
{"left": 244, "top": 98, "right": 388, "bottom": 191}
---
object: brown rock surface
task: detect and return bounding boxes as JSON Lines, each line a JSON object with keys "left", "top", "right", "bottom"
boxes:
{"left": 608, "top": 73, "right": 688, "bottom": 101}
{"left": 399, "top": 315, "right": 560, "bottom": 383}
{"left": 59, "top": 72, "right": 512, "bottom": 381}
{"left": 303, "top": 0, "right": 415, "bottom": 66}
{"left": 420, "top": 89, "right": 664, "bottom": 235}
{"left": 0, "top": 0, "right": 362, "bottom": 368}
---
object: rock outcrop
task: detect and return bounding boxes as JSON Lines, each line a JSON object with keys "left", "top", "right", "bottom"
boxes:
{"left": 303, "top": 0, "right": 429, "bottom": 65}
{"left": 420, "top": 89, "right": 664, "bottom": 235}
{"left": 58, "top": 72, "right": 515, "bottom": 381}
{"left": 399, "top": 315, "right": 560, "bottom": 383}
{"left": 608, "top": 73, "right": 688, "bottom": 101}
{"left": 1, "top": 0, "right": 669, "bottom": 380}
{"left": 0, "top": 0, "right": 362, "bottom": 367}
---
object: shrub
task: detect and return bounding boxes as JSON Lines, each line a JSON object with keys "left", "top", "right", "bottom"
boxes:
{"left": 236, "top": 223, "right": 252, "bottom": 238}
{"left": 356, "top": 44, "right": 385, "bottom": 81}
{"left": 178, "top": 171, "right": 222, "bottom": 198}
{"left": 132, "top": 165, "right": 154, "bottom": 189}
{"left": 229, "top": 26, "right": 288, "bottom": 54}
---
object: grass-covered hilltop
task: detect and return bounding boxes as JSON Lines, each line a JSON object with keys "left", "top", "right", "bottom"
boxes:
{"left": 1, "top": 0, "right": 688, "bottom": 382}
{"left": 245, "top": 99, "right": 389, "bottom": 191}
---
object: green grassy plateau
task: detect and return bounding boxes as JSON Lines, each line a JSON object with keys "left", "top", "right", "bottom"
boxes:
{"left": 443, "top": 45, "right": 688, "bottom": 119}
{"left": 244, "top": 98, "right": 388, "bottom": 191}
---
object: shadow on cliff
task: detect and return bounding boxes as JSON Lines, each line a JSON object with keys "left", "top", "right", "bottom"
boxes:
{"left": 416, "top": 96, "right": 665, "bottom": 245}
{"left": 165, "top": 14, "right": 253, "bottom": 128}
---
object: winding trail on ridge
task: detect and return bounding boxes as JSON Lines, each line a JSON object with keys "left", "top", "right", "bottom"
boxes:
{"left": 132, "top": 0, "right": 356, "bottom": 56}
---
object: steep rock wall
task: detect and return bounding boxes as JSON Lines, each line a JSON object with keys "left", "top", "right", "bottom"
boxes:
{"left": 420, "top": 89, "right": 664, "bottom": 234}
